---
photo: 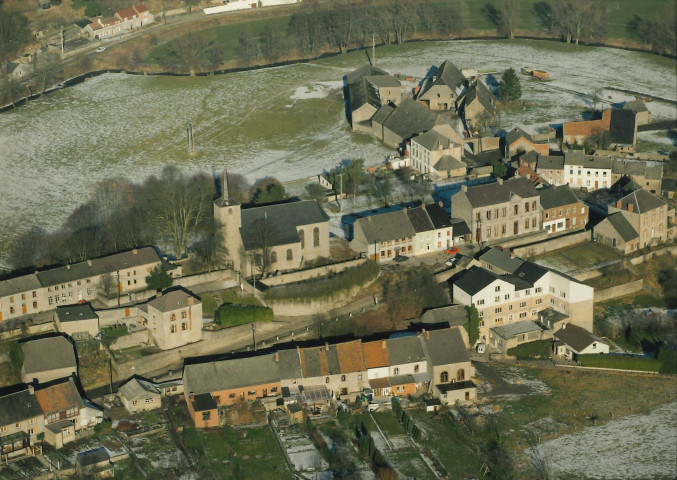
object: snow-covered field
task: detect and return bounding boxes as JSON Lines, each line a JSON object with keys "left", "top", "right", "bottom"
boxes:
{"left": 532, "top": 401, "right": 677, "bottom": 480}
{"left": 0, "top": 39, "right": 675, "bottom": 263}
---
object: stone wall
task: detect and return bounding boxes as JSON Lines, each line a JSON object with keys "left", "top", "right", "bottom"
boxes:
{"left": 174, "top": 270, "right": 235, "bottom": 289}
{"left": 97, "top": 307, "right": 140, "bottom": 327}
{"left": 266, "top": 284, "right": 366, "bottom": 317}
{"left": 594, "top": 280, "right": 645, "bottom": 303}
{"left": 574, "top": 269, "right": 603, "bottom": 282}
{"left": 261, "top": 258, "right": 366, "bottom": 287}
{"left": 512, "top": 230, "right": 591, "bottom": 258}
{"left": 110, "top": 329, "right": 149, "bottom": 350}
{"left": 629, "top": 246, "right": 677, "bottom": 266}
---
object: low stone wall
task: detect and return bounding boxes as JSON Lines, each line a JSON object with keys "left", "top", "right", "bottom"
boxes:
{"left": 261, "top": 258, "right": 366, "bottom": 287}
{"left": 490, "top": 229, "right": 550, "bottom": 250}
{"left": 110, "top": 329, "right": 149, "bottom": 350}
{"left": 594, "top": 280, "right": 645, "bottom": 303}
{"left": 629, "top": 245, "right": 677, "bottom": 266}
{"left": 512, "top": 230, "right": 591, "bottom": 258}
{"left": 97, "top": 307, "right": 140, "bottom": 327}
{"left": 175, "top": 269, "right": 234, "bottom": 289}
{"left": 574, "top": 269, "right": 603, "bottom": 282}
{"left": 265, "top": 281, "right": 373, "bottom": 317}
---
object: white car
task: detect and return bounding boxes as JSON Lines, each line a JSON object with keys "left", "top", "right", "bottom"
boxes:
{"left": 95, "top": 46, "right": 106, "bottom": 53}
{"left": 445, "top": 257, "right": 458, "bottom": 267}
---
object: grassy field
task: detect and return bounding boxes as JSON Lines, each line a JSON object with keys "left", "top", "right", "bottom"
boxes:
{"left": 507, "top": 339, "right": 552, "bottom": 359}
{"left": 577, "top": 353, "right": 662, "bottom": 372}
{"left": 201, "top": 287, "right": 262, "bottom": 316}
{"left": 584, "top": 266, "right": 639, "bottom": 290}
{"left": 535, "top": 242, "right": 623, "bottom": 272}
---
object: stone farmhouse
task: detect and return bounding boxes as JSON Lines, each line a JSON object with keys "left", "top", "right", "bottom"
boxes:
{"left": 416, "top": 60, "right": 468, "bottom": 111}
{"left": 345, "top": 65, "right": 402, "bottom": 132}
{"left": 451, "top": 247, "right": 594, "bottom": 345}
{"left": 214, "top": 172, "right": 330, "bottom": 275}
{"left": 451, "top": 177, "right": 542, "bottom": 244}
{"left": 563, "top": 108, "right": 638, "bottom": 152}
{"left": 409, "top": 125, "right": 466, "bottom": 179}
{"left": 21, "top": 336, "right": 77, "bottom": 384}
{"left": 139, "top": 288, "right": 202, "bottom": 351}
{"left": 0, "top": 247, "right": 175, "bottom": 323}
{"left": 182, "top": 325, "right": 475, "bottom": 427}
{"left": 594, "top": 189, "right": 676, "bottom": 253}
{"left": 82, "top": 4, "right": 154, "bottom": 40}
{"left": 504, "top": 127, "right": 551, "bottom": 159}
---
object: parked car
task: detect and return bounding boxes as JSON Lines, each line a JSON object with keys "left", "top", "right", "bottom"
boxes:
{"left": 95, "top": 46, "right": 106, "bottom": 53}
{"left": 444, "top": 247, "right": 460, "bottom": 255}
{"left": 393, "top": 255, "right": 409, "bottom": 263}
{"left": 445, "top": 257, "right": 457, "bottom": 267}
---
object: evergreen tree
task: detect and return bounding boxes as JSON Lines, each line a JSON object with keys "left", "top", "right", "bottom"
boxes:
{"left": 499, "top": 67, "right": 522, "bottom": 101}
{"left": 146, "top": 266, "right": 173, "bottom": 291}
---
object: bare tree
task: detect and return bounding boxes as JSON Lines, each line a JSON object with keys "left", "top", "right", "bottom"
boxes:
{"left": 496, "top": 0, "right": 521, "bottom": 39}
{"left": 169, "top": 31, "right": 213, "bottom": 75}
{"left": 251, "top": 215, "right": 276, "bottom": 275}
{"left": 553, "top": 0, "right": 607, "bottom": 45}
{"left": 98, "top": 272, "right": 117, "bottom": 298}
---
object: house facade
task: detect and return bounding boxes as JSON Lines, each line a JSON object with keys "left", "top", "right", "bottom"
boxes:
{"left": 410, "top": 125, "right": 465, "bottom": 179}
{"left": 0, "top": 387, "right": 44, "bottom": 460}
{"left": 553, "top": 323, "right": 609, "bottom": 360}
{"left": 563, "top": 151, "right": 613, "bottom": 190}
{"left": 416, "top": 60, "right": 467, "bottom": 111}
{"left": 142, "top": 288, "right": 202, "bottom": 351}
{"left": 82, "top": 4, "right": 154, "bottom": 40}
{"left": 536, "top": 155, "right": 566, "bottom": 186}
{"left": 538, "top": 185, "right": 588, "bottom": 234}
{"left": 593, "top": 213, "right": 641, "bottom": 254}
{"left": 611, "top": 159, "right": 663, "bottom": 195}
{"left": 451, "top": 177, "right": 541, "bottom": 244}
{"left": 452, "top": 249, "right": 594, "bottom": 342}
{"left": 505, "top": 127, "right": 550, "bottom": 159}
{"left": 351, "top": 210, "right": 415, "bottom": 261}
{"left": 54, "top": 304, "right": 99, "bottom": 339}
{"left": 605, "top": 189, "right": 675, "bottom": 249}
{"left": 118, "top": 378, "right": 161, "bottom": 413}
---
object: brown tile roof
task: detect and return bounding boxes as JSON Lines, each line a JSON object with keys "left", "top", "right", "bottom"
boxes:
{"left": 335, "top": 340, "right": 366, "bottom": 373}
{"left": 35, "top": 378, "right": 84, "bottom": 415}
{"left": 362, "top": 341, "right": 390, "bottom": 368}
{"left": 134, "top": 4, "right": 149, "bottom": 13}
{"left": 117, "top": 7, "right": 138, "bottom": 19}
{"left": 563, "top": 109, "right": 611, "bottom": 137}
{"left": 369, "top": 378, "right": 390, "bottom": 389}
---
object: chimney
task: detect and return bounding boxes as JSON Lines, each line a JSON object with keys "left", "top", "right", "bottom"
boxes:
{"left": 66, "top": 264, "right": 70, "bottom": 270}
{"left": 509, "top": 250, "right": 515, "bottom": 258}
{"left": 616, "top": 201, "right": 622, "bottom": 209}
{"left": 628, "top": 204, "right": 634, "bottom": 212}
{"left": 497, "top": 178, "right": 503, "bottom": 185}
{"left": 438, "top": 200, "right": 443, "bottom": 207}
{"left": 381, "top": 340, "right": 386, "bottom": 350}
{"left": 87, "top": 260, "right": 92, "bottom": 267}
{"left": 461, "top": 185, "right": 468, "bottom": 193}
{"left": 27, "top": 384, "right": 34, "bottom": 395}
{"left": 133, "top": 248, "right": 138, "bottom": 255}
{"left": 426, "top": 331, "right": 430, "bottom": 339}
{"left": 325, "top": 341, "right": 329, "bottom": 350}
{"left": 188, "top": 297, "right": 194, "bottom": 306}
{"left": 275, "top": 352, "right": 279, "bottom": 362}
{"left": 562, "top": 323, "right": 566, "bottom": 330}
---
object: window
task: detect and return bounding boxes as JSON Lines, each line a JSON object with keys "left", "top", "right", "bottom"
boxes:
{"left": 313, "top": 227, "right": 320, "bottom": 247}
{"left": 495, "top": 307, "right": 502, "bottom": 314}
{"left": 32, "top": 291, "right": 36, "bottom": 298}
{"left": 341, "top": 375, "right": 346, "bottom": 381}
{"left": 495, "top": 286, "right": 501, "bottom": 292}
{"left": 286, "top": 249, "right": 293, "bottom": 261}
{"left": 519, "top": 312, "right": 527, "bottom": 319}
{"left": 495, "top": 296, "right": 500, "bottom": 302}
{"left": 550, "top": 287, "right": 555, "bottom": 293}
{"left": 532, "top": 201, "right": 537, "bottom": 210}
{"left": 545, "top": 212, "right": 549, "bottom": 219}
{"left": 21, "top": 293, "right": 25, "bottom": 300}
{"left": 414, "top": 364, "right": 419, "bottom": 373}
{"left": 170, "top": 324, "right": 177, "bottom": 333}
{"left": 182, "top": 322, "right": 188, "bottom": 331}
{"left": 561, "top": 291, "right": 566, "bottom": 298}
{"left": 48, "top": 297, "right": 53, "bottom": 305}
{"left": 514, "top": 205, "right": 519, "bottom": 214}
{"left": 495, "top": 317, "right": 503, "bottom": 325}
{"left": 170, "top": 313, "right": 176, "bottom": 321}
{"left": 478, "top": 311, "right": 484, "bottom": 317}
{"left": 145, "top": 398, "right": 153, "bottom": 403}
{"left": 229, "top": 393, "right": 236, "bottom": 399}
{"left": 457, "top": 369, "right": 465, "bottom": 381}
{"left": 440, "top": 371, "right": 449, "bottom": 383}
{"left": 9, "top": 306, "right": 14, "bottom": 314}
{"left": 532, "top": 218, "right": 537, "bottom": 228}
{"left": 394, "top": 367, "right": 399, "bottom": 375}
{"left": 520, "top": 302, "right": 526, "bottom": 308}
{"left": 525, "top": 202, "right": 529, "bottom": 212}
{"left": 325, "top": 377, "right": 330, "bottom": 383}
{"left": 536, "top": 298, "right": 543, "bottom": 305}
{"left": 535, "top": 287, "right": 542, "bottom": 293}
{"left": 476, "top": 299, "right": 484, "bottom": 305}
{"left": 15, "top": 422, "right": 21, "bottom": 428}
{"left": 504, "top": 294, "right": 510, "bottom": 300}
{"left": 202, "top": 412, "right": 211, "bottom": 421}
{"left": 248, "top": 390, "right": 256, "bottom": 396}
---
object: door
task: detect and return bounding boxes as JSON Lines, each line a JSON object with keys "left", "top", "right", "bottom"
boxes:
{"left": 595, "top": 180, "right": 598, "bottom": 189}
{"left": 22, "top": 304, "right": 27, "bottom": 314}
{"left": 514, "top": 221, "right": 519, "bottom": 235}
{"left": 263, "top": 388, "right": 267, "bottom": 397}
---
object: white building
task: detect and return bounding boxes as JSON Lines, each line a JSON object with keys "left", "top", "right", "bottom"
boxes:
{"left": 564, "top": 151, "right": 613, "bottom": 190}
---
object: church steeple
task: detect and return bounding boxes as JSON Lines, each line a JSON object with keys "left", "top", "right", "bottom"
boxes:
{"left": 222, "top": 165, "right": 230, "bottom": 205}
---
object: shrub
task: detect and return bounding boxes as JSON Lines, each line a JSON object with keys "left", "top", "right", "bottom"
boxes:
{"left": 264, "top": 260, "right": 378, "bottom": 302}
{"left": 507, "top": 340, "right": 552, "bottom": 359}
{"left": 577, "top": 354, "right": 661, "bottom": 372}
{"left": 214, "top": 304, "right": 273, "bottom": 326}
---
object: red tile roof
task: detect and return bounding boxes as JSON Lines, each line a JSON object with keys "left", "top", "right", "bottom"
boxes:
{"left": 335, "top": 340, "right": 366, "bottom": 373}
{"left": 563, "top": 109, "right": 611, "bottom": 138}
{"left": 362, "top": 341, "right": 390, "bottom": 368}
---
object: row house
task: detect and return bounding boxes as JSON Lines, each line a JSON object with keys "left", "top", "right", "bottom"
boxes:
{"left": 451, "top": 177, "right": 542, "bottom": 244}
{"left": 214, "top": 173, "right": 330, "bottom": 274}
{"left": 563, "top": 151, "right": 614, "bottom": 190}
{"left": 538, "top": 185, "right": 588, "bottom": 234}
{"left": 182, "top": 327, "right": 476, "bottom": 427}
{"left": 452, "top": 248, "right": 594, "bottom": 343}
{"left": 0, "top": 247, "right": 170, "bottom": 323}
{"left": 594, "top": 189, "right": 675, "bottom": 252}
{"left": 82, "top": 4, "right": 154, "bottom": 40}
{"left": 0, "top": 379, "right": 102, "bottom": 458}
{"left": 610, "top": 159, "right": 663, "bottom": 195}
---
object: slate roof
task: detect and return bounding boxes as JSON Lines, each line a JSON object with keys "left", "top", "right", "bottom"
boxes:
{"left": 603, "top": 213, "right": 639, "bottom": 242}
{"left": 477, "top": 247, "right": 524, "bottom": 274}
{"left": 371, "top": 104, "right": 395, "bottom": 125}
{"left": 386, "top": 335, "right": 426, "bottom": 366}
{"left": 491, "top": 320, "right": 542, "bottom": 340}
{"left": 0, "top": 273, "right": 42, "bottom": 299}
{"left": 0, "top": 389, "right": 43, "bottom": 427}
{"left": 240, "top": 200, "right": 329, "bottom": 251}
{"left": 405, "top": 207, "right": 435, "bottom": 233}
{"left": 418, "top": 60, "right": 467, "bottom": 98}
{"left": 420, "top": 304, "right": 468, "bottom": 327}
{"left": 538, "top": 185, "right": 580, "bottom": 210}
{"left": 35, "top": 378, "right": 84, "bottom": 414}
{"left": 425, "top": 203, "right": 453, "bottom": 230}
{"left": 118, "top": 378, "right": 160, "bottom": 400}
{"left": 512, "top": 261, "right": 549, "bottom": 285}
{"left": 460, "top": 177, "right": 539, "bottom": 208}
{"left": 354, "top": 210, "right": 415, "bottom": 243}
{"left": 300, "top": 345, "right": 339, "bottom": 377}
{"left": 608, "top": 109, "right": 636, "bottom": 145}
{"left": 413, "top": 129, "right": 458, "bottom": 150}
{"left": 434, "top": 155, "right": 466, "bottom": 171}
{"left": 611, "top": 159, "right": 661, "bottom": 178}
{"left": 183, "top": 352, "right": 294, "bottom": 395}
{"left": 21, "top": 336, "right": 76, "bottom": 375}
{"left": 147, "top": 288, "right": 200, "bottom": 313}
{"left": 436, "top": 380, "right": 476, "bottom": 392}
{"left": 506, "top": 127, "right": 536, "bottom": 146}
{"left": 36, "top": 247, "right": 160, "bottom": 287}
{"left": 553, "top": 324, "right": 606, "bottom": 353}
{"left": 537, "top": 155, "right": 565, "bottom": 171}
{"left": 383, "top": 98, "right": 438, "bottom": 140}
{"left": 362, "top": 341, "right": 390, "bottom": 368}
{"left": 365, "top": 75, "right": 401, "bottom": 88}
{"left": 450, "top": 218, "right": 471, "bottom": 236}
{"left": 55, "top": 304, "right": 98, "bottom": 323}
{"left": 564, "top": 151, "right": 613, "bottom": 169}
{"left": 420, "top": 327, "right": 469, "bottom": 366}
{"left": 616, "top": 189, "right": 666, "bottom": 214}
{"left": 662, "top": 177, "right": 677, "bottom": 192}
{"left": 463, "top": 80, "right": 495, "bottom": 114}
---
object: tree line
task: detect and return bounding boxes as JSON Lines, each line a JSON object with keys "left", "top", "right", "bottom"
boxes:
{"left": 4, "top": 166, "right": 291, "bottom": 274}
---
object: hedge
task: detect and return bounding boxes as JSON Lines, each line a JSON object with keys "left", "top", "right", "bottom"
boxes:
{"left": 507, "top": 340, "right": 552, "bottom": 359}
{"left": 577, "top": 354, "right": 661, "bottom": 372}
{"left": 264, "top": 260, "right": 379, "bottom": 302}
{"left": 214, "top": 304, "right": 273, "bottom": 326}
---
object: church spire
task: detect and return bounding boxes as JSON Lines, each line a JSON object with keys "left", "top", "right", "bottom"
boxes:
{"left": 222, "top": 165, "right": 229, "bottom": 205}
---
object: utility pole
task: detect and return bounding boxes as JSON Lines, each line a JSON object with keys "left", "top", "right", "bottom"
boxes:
{"left": 187, "top": 123, "right": 195, "bottom": 155}
{"left": 252, "top": 324, "right": 256, "bottom": 351}
{"left": 372, "top": 34, "right": 375, "bottom": 66}
{"left": 61, "top": 26, "right": 64, "bottom": 59}
{"left": 339, "top": 173, "right": 343, "bottom": 212}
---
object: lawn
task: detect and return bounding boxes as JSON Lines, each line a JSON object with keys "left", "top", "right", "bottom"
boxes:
{"left": 577, "top": 353, "right": 662, "bottom": 372}
{"left": 371, "top": 410, "right": 406, "bottom": 437}
{"left": 181, "top": 426, "right": 291, "bottom": 479}
{"left": 507, "top": 339, "right": 552, "bottom": 359}
{"left": 535, "top": 242, "right": 623, "bottom": 272}
{"left": 584, "top": 267, "right": 638, "bottom": 290}
{"left": 201, "top": 288, "right": 265, "bottom": 316}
